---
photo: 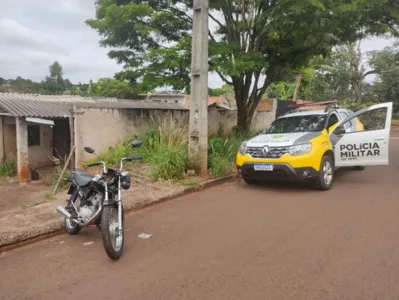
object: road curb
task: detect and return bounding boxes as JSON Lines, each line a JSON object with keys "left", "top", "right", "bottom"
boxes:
{"left": 0, "top": 174, "right": 236, "bottom": 252}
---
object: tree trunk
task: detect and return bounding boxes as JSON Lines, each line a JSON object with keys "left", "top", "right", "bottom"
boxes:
{"left": 235, "top": 89, "right": 251, "bottom": 134}
{"left": 234, "top": 76, "right": 273, "bottom": 134}
{"left": 292, "top": 74, "right": 303, "bottom": 103}
{"left": 237, "top": 105, "right": 251, "bottom": 133}
{"left": 354, "top": 82, "right": 362, "bottom": 103}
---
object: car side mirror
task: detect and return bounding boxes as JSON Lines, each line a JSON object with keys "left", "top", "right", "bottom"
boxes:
{"left": 333, "top": 126, "right": 346, "bottom": 135}
{"left": 132, "top": 140, "right": 142, "bottom": 148}
{"left": 84, "top": 147, "right": 95, "bottom": 154}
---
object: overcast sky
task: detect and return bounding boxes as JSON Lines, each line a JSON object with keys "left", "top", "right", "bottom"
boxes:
{"left": 0, "top": 0, "right": 395, "bottom": 88}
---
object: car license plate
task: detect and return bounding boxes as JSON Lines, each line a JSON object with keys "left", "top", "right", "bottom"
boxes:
{"left": 254, "top": 164, "right": 273, "bottom": 171}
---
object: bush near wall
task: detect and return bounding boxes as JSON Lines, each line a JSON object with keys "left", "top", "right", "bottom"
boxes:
{"left": 91, "top": 119, "right": 258, "bottom": 181}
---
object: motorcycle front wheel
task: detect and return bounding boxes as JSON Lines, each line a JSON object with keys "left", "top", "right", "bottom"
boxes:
{"left": 101, "top": 205, "right": 124, "bottom": 260}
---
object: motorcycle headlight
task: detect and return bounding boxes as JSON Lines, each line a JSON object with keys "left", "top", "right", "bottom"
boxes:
{"left": 288, "top": 143, "right": 312, "bottom": 156}
{"left": 239, "top": 141, "right": 248, "bottom": 155}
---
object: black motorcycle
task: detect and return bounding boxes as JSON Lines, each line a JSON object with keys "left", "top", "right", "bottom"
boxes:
{"left": 56, "top": 140, "right": 143, "bottom": 260}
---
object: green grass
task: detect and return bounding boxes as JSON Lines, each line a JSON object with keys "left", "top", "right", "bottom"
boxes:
{"left": 141, "top": 117, "right": 189, "bottom": 180}
{"left": 0, "top": 160, "right": 15, "bottom": 177}
{"left": 208, "top": 132, "right": 256, "bottom": 178}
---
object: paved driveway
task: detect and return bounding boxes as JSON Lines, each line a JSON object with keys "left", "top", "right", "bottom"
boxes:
{"left": 1, "top": 133, "right": 399, "bottom": 300}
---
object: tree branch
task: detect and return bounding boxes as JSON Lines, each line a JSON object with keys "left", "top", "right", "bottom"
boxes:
{"left": 209, "top": 13, "right": 225, "bottom": 29}
{"left": 208, "top": 65, "right": 233, "bottom": 85}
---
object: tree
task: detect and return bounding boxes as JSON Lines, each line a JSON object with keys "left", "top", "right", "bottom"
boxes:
{"left": 369, "top": 44, "right": 399, "bottom": 112}
{"left": 94, "top": 78, "right": 142, "bottom": 99}
{"left": 315, "top": 41, "right": 381, "bottom": 103}
{"left": 41, "top": 61, "right": 67, "bottom": 95}
{"left": 87, "top": 0, "right": 399, "bottom": 131}
{"left": 209, "top": 84, "right": 234, "bottom": 97}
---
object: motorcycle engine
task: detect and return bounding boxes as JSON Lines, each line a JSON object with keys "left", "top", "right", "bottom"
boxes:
{"left": 79, "top": 192, "right": 102, "bottom": 223}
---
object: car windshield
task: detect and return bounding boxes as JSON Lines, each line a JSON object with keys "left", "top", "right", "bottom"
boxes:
{"left": 266, "top": 115, "right": 326, "bottom": 134}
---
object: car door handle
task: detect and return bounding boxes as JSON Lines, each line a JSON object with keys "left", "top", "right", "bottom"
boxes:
{"left": 374, "top": 137, "right": 385, "bottom": 141}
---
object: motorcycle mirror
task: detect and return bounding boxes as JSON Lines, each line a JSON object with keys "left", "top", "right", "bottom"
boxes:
{"left": 84, "top": 147, "right": 95, "bottom": 154}
{"left": 132, "top": 140, "right": 142, "bottom": 148}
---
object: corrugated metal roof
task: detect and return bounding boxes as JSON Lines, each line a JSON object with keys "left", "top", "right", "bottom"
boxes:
{"left": 0, "top": 93, "right": 188, "bottom": 118}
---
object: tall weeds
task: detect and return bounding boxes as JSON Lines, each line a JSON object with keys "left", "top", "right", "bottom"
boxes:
{"left": 141, "top": 117, "right": 189, "bottom": 180}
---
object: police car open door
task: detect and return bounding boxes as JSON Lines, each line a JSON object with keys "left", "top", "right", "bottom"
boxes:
{"left": 330, "top": 102, "right": 393, "bottom": 167}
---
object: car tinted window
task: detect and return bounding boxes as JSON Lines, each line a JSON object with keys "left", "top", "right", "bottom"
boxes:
{"left": 327, "top": 113, "right": 339, "bottom": 128}
{"left": 266, "top": 115, "right": 326, "bottom": 134}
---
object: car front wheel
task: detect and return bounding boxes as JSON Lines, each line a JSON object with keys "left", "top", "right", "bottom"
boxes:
{"left": 315, "top": 156, "right": 334, "bottom": 191}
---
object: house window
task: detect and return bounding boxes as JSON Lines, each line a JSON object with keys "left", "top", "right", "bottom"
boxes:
{"left": 28, "top": 125, "right": 40, "bottom": 146}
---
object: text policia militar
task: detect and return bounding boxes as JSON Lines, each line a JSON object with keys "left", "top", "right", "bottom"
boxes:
{"left": 340, "top": 142, "right": 380, "bottom": 160}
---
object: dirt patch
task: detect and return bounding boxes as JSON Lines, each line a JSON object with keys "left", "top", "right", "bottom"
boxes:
{"left": 0, "top": 178, "right": 50, "bottom": 211}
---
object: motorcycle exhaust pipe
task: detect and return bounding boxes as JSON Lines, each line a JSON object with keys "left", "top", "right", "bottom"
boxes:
{"left": 57, "top": 206, "right": 71, "bottom": 218}
{"left": 56, "top": 206, "right": 80, "bottom": 225}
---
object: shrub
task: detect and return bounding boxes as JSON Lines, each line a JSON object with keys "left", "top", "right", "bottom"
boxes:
{"left": 97, "top": 141, "right": 136, "bottom": 168}
{"left": 147, "top": 143, "right": 188, "bottom": 180}
{"left": 209, "top": 154, "right": 233, "bottom": 178}
{"left": 142, "top": 117, "right": 189, "bottom": 180}
{"left": 0, "top": 160, "right": 15, "bottom": 177}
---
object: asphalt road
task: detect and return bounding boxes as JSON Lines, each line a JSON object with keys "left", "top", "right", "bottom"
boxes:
{"left": 1, "top": 133, "right": 399, "bottom": 300}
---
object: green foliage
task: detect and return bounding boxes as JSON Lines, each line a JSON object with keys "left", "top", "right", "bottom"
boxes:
{"left": 0, "top": 77, "right": 41, "bottom": 94}
{"left": 41, "top": 62, "right": 67, "bottom": 95}
{"left": 338, "top": 99, "right": 379, "bottom": 112}
{"left": 369, "top": 44, "right": 399, "bottom": 112}
{"left": 140, "top": 118, "right": 189, "bottom": 180}
{"left": 0, "top": 160, "right": 15, "bottom": 177}
{"left": 96, "top": 141, "right": 137, "bottom": 168}
{"left": 208, "top": 133, "right": 256, "bottom": 178}
{"left": 87, "top": 0, "right": 399, "bottom": 132}
{"left": 146, "top": 143, "right": 188, "bottom": 180}
{"left": 94, "top": 77, "right": 143, "bottom": 99}
{"left": 209, "top": 84, "right": 234, "bottom": 97}
{"left": 267, "top": 81, "right": 296, "bottom": 100}
{"left": 208, "top": 154, "right": 233, "bottom": 178}
{"left": 0, "top": 61, "right": 147, "bottom": 99}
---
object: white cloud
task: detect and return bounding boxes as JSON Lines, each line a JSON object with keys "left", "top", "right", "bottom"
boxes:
{"left": 0, "top": 0, "right": 122, "bottom": 83}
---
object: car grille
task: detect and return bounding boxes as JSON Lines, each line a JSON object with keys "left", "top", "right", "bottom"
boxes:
{"left": 246, "top": 146, "right": 289, "bottom": 159}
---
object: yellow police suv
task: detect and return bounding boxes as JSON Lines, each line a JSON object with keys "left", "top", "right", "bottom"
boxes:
{"left": 236, "top": 101, "right": 393, "bottom": 190}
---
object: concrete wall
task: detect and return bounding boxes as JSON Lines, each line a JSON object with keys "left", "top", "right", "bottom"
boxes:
{"left": 3, "top": 116, "right": 16, "bottom": 162}
{"left": 75, "top": 101, "right": 277, "bottom": 163}
{"left": 28, "top": 124, "right": 53, "bottom": 169}
{"left": 75, "top": 108, "right": 189, "bottom": 162}
{"left": 208, "top": 109, "right": 276, "bottom": 136}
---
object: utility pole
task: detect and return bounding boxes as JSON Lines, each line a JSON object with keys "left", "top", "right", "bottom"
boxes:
{"left": 189, "top": 0, "right": 209, "bottom": 177}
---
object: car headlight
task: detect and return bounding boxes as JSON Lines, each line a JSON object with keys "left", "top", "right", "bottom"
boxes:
{"left": 239, "top": 141, "right": 248, "bottom": 155}
{"left": 288, "top": 143, "right": 312, "bottom": 156}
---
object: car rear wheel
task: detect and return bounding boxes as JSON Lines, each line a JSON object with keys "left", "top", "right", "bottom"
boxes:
{"left": 314, "top": 156, "right": 334, "bottom": 191}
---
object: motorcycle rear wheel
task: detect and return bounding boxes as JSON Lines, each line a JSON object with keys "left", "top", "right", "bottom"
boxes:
{"left": 101, "top": 205, "right": 124, "bottom": 260}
